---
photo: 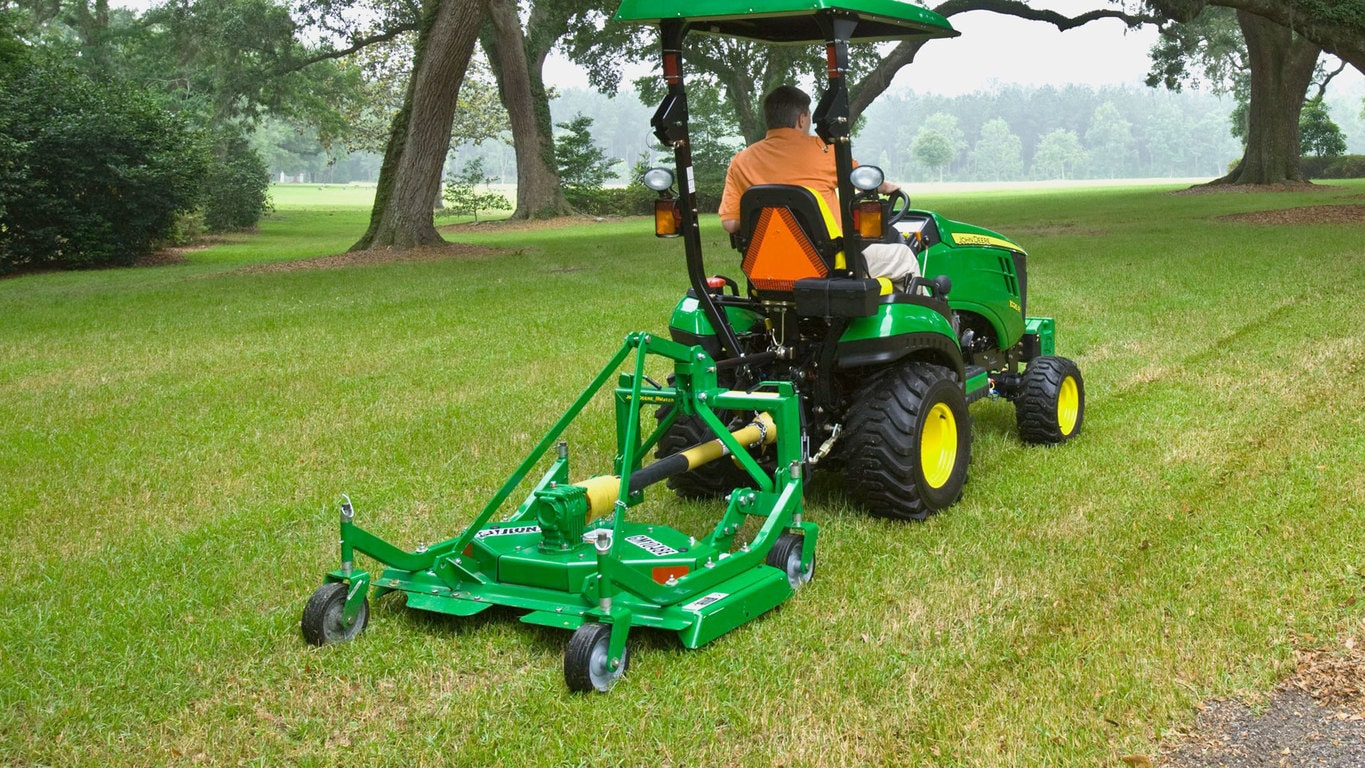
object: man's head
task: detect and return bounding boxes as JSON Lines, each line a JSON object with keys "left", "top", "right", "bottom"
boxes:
{"left": 763, "top": 85, "right": 811, "bottom": 131}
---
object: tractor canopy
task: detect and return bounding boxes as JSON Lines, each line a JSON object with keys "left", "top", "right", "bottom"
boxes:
{"left": 613, "top": 0, "right": 958, "bottom": 44}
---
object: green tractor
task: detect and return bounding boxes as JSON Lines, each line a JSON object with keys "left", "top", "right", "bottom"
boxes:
{"left": 630, "top": 0, "right": 1084, "bottom": 519}
{"left": 301, "top": 0, "right": 1083, "bottom": 693}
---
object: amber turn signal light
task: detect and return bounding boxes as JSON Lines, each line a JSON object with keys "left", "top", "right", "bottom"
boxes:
{"left": 654, "top": 199, "right": 681, "bottom": 238}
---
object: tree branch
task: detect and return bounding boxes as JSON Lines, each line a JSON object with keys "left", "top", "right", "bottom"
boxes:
{"left": 933, "top": 0, "right": 1159, "bottom": 31}
{"left": 277, "top": 23, "right": 422, "bottom": 76}
{"left": 1313, "top": 57, "right": 1347, "bottom": 101}
{"left": 1183, "top": 0, "right": 1365, "bottom": 74}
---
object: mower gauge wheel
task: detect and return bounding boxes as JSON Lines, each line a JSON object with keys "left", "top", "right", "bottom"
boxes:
{"left": 565, "top": 623, "right": 629, "bottom": 693}
{"left": 766, "top": 533, "right": 814, "bottom": 591}
{"left": 301, "top": 582, "right": 369, "bottom": 646}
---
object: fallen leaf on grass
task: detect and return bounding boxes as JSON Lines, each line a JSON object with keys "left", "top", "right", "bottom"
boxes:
{"left": 1120, "top": 755, "right": 1152, "bottom": 767}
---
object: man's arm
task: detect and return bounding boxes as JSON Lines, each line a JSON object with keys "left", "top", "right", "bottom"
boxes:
{"left": 718, "top": 153, "right": 747, "bottom": 235}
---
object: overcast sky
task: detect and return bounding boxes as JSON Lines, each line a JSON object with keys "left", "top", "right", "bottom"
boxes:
{"left": 547, "top": 0, "right": 1364, "bottom": 99}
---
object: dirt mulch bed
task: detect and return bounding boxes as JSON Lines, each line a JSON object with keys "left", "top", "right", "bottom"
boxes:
{"left": 1158, "top": 634, "right": 1365, "bottom": 767}
{"left": 237, "top": 242, "right": 507, "bottom": 274}
{"left": 1171, "top": 182, "right": 1334, "bottom": 196}
{"left": 1219, "top": 205, "right": 1365, "bottom": 226}
{"left": 437, "top": 214, "right": 642, "bottom": 235}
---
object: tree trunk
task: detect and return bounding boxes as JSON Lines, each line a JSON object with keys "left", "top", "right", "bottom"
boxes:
{"left": 1211, "top": 10, "right": 1319, "bottom": 186}
{"left": 482, "top": 0, "right": 573, "bottom": 219}
{"left": 351, "top": 0, "right": 483, "bottom": 251}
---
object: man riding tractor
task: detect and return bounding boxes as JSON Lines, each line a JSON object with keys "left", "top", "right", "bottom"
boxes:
{"left": 623, "top": 0, "right": 1086, "bottom": 520}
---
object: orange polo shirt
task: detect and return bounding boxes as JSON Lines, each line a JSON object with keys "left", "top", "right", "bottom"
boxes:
{"left": 718, "top": 128, "right": 846, "bottom": 225}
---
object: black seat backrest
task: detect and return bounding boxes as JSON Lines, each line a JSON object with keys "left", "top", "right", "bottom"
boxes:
{"left": 735, "top": 185, "right": 846, "bottom": 294}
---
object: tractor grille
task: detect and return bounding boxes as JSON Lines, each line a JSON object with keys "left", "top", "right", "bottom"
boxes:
{"left": 998, "top": 255, "right": 1019, "bottom": 296}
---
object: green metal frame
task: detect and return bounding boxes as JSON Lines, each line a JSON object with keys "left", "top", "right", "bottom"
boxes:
{"left": 323, "top": 332, "right": 817, "bottom": 658}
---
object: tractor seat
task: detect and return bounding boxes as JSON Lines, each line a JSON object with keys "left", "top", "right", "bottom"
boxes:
{"left": 734, "top": 185, "right": 847, "bottom": 295}
{"left": 734, "top": 184, "right": 885, "bottom": 318}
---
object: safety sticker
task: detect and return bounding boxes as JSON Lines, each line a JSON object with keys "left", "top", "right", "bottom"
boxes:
{"left": 626, "top": 534, "right": 679, "bottom": 557}
{"left": 474, "top": 525, "right": 541, "bottom": 539}
{"left": 682, "top": 593, "right": 729, "bottom": 612}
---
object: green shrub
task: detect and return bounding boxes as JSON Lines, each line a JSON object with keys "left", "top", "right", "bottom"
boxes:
{"left": 0, "top": 49, "right": 208, "bottom": 271}
{"left": 1301, "top": 154, "right": 1365, "bottom": 179}
{"left": 561, "top": 180, "right": 724, "bottom": 218}
{"left": 1300, "top": 155, "right": 1331, "bottom": 179}
{"left": 1325, "top": 155, "right": 1365, "bottom": 179}
{"left": 203, "top": 131, "right": 272, "bottom": 232}
{"left": 563, "top": 186, "right": 652, "bottom": 216}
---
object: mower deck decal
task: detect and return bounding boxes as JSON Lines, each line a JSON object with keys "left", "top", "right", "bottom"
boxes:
{"left": 474, "top": 525, "right": 542, "bottom": 539}
{"left": 626, "top": 534, "right": 679, "bottom": 556}
{"left": 682, "top": 593, "right": 729, "bottom": 612}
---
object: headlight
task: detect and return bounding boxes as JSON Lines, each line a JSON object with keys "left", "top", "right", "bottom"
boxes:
{"left": 850, "top": 165, "right": 884, "bottom": 192}
{"left": 643, "top": 167, "right": 675, "bottom": 192}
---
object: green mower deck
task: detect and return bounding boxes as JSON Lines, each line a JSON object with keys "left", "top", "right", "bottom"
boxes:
{"left": 303, "top": 333, "right": 817, "bottom": 692}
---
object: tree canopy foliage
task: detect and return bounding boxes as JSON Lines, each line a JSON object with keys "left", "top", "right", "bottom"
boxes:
{"left": 1146, "top": 0, "right": 1365, "bottom": 73}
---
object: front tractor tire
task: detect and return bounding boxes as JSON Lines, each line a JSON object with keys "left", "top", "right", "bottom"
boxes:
{"left": 842, "top": 362, "right": 972, "bottom": 521}
{"left": 1015, "top": 356, "right": 1085, "bottom": 445}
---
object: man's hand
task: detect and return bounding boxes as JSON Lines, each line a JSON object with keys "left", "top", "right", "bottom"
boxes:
{"left": 722, "top": 219, "right": 740, "bottom": 234}
{"left": 877, "top": 180, "right": 901, "bottom": 195}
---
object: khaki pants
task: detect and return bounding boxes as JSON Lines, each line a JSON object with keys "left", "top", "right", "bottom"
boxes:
{"left": 862, "top": 243, "right": 921, "bottom": 283}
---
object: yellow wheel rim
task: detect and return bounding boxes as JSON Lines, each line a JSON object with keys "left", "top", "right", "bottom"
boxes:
{"left": 1057, "top": 376, "right": 1080, "bottom": 436}
{"left": 920, "top": 402, "right": 958, "bottom": 489}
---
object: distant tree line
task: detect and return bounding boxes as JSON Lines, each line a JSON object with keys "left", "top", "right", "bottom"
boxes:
{"left": 859, "top": 85, "right": 1246, "bottom": 183}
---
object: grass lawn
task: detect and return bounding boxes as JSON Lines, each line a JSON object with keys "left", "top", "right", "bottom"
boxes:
{"left": 1, "top": 182, "right": 1362, "bottom": 766}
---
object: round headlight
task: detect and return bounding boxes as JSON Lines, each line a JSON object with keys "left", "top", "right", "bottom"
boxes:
{"left": 643, "top": 167, "right": 675, "bottom": 192}
{"left": 850, "top": 165, "right": 885, "bottom": 192}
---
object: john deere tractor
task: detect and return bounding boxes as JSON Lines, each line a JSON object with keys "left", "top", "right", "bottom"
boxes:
{"left": 627, "top": 0, "right": 1085, "bottom": 520}
{"left": 300, "top": 0, "right": 1084, "bottom": 693}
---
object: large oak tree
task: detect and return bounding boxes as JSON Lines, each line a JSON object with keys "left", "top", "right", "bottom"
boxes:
{"left": 1146, "top": 0, "right": 1365, "bottom": 185}
{"left": 351, "top": 0, "right": 484, "bottom": 250}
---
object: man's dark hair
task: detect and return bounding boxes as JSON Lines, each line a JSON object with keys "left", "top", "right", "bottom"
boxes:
{"left": 763, "top": 85, "right": 811, "bottom": 130}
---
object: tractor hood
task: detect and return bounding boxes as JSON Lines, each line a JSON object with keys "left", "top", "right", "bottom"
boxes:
{"left": 614, "top": 0, "right": 958, "bottom": 44}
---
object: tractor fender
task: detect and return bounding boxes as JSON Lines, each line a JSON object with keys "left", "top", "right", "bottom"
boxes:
{"left": 836, "top": 302, "right": 964, "bottom": 381}
{"left": 667, "top": 293, "right": 766, "bottom": 355}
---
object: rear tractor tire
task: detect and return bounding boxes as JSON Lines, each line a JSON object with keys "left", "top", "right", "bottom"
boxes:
{"left": 842, "top": 362, "right": 972, "bottom": 521}
{"left": 1015, "top": 356, "right": 1084, "bottom": 445}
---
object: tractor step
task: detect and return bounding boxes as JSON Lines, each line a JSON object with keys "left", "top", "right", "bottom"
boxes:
{"left": 964, "top": 365, "right": 989, "bottom": 403}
